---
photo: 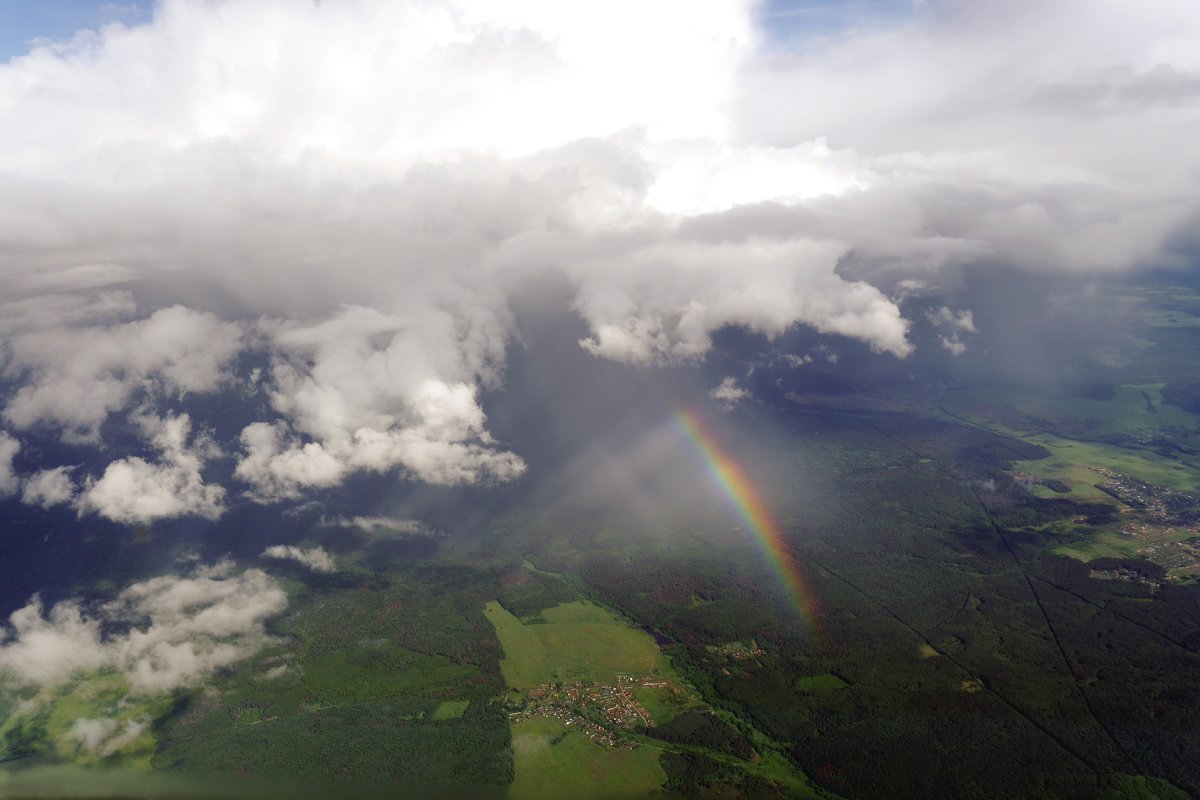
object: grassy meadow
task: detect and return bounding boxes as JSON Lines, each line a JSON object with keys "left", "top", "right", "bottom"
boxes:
{"left": 1017, "top": 434, "right": 1200, "bottom": 495}
{"left": 484, "top": 601, "right": 664, "bottom": 689}
{"left": 507, "top": 717, "right": 666, "bottom": 800}
{"left": 0, "top": 673, "right": 172, "bottom": 771}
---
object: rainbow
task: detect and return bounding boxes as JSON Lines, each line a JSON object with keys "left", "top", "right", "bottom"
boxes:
{"left": 674, "top": 408, "right": 822, "bottom": 636}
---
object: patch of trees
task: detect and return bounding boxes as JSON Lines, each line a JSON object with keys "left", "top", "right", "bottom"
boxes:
{"left": 989, "top": 493, "right": 1119, "bottom": 528}
{"left": 658, "top": 752, "right": 785, "bottom": 799}
{"left": 1075, "top": 383, "right": 1117, "bottom": 401}
{"left": 276, "top": 564, "right": 507, "bottom": 692}
{"left": 1, "top": 711, "right": 48, "bottom": 761}
{"left": 158, "top": 699, "right": 513, "bottom": 787}
{"left": 495, "top": 571, "right": 575, "bottom": 619}
{"left": 1161, "top": 382, "right": 1200, "bottom": 414}
{"left": 646, "top": 711, "right": 755, "bottom": 761}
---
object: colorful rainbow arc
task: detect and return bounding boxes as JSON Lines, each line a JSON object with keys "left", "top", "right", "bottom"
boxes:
{"left": 674, "top": 408, "right": 822, "bottom": 637}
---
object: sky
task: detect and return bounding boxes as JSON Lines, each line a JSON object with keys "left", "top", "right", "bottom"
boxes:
{"left": 761, "top": 0, "right": 914, "bottom": 39}
{"left": 0, "top": 0, "right": 1197, "bottom": 529}
{"left": 0, "top": 1, "right": 147, "bottom": 62}
{"left": 0, "top": 1, "right": 914, "bottom": 62}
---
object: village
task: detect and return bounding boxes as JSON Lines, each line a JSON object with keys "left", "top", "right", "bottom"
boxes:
{"left": 1012, "top": 465, "right": 1200, "bottom": 581}
{"left": 1092, "top": 466, "right": 1200, "bottom": 526}
{"left": 707, "top": 640, "right": 766, "bottom": 661}
{"left": 1135, "top": 536, "right": 1200, "bottom": 580}
{"left": 1090, "top": 467, "right": 1200, "bottom": 580}
{"left": 505, "top": 674, "right": 663, "bottom": 749}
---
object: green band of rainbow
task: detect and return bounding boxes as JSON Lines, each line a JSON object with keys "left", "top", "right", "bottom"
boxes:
{"left": 674, "top": 408, "right": 822, "bottom": 637}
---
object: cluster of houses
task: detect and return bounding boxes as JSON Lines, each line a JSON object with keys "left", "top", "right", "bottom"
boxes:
{"left": 1093, "top": 466, "right": 1200, "bottom": 524}
{"left": 507, "top": 674, "right": 664, "bottom": 748}
{"left": 1081, "top": 467, "right": 1200, "bottom": 579}
{"left": 708, "top": 640, "right": 766, "bottom": 661}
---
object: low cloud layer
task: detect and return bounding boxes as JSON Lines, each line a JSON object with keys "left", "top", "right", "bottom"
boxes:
{"left": 0, "top": 432, "right": 19, "bottom": 497}
{"left": 0, "top": 560, "right": 286, "bottom": 693}
{"left": 63, "top": 716, "right": 149, "bottom": 757}
{"left": 261, "top": 545, "right": 336, "bottom": 573}
{"left": 0, "top": 0, "right": 1195, "bottom": 518}
{"left": 925, "top": 306, "right": 978, "bottom": 356}
{"left": 323, "top": 515, "right": 433, "bottom": 536}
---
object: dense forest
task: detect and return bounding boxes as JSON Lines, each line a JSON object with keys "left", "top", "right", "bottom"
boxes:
{"left": 520, "top": 410, "right": 1200, "bottom": 798}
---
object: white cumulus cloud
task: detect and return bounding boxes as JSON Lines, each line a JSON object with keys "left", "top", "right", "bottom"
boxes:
{"left": 76, "top": 412, "right": 225, "bottom": 525}
{"left": 1, "top": 304, "right": 243, "bottom": 443}
{"left": 0, "top": 560, "right": 287, "bottom": 694}
{"left": 21, "top": 466, "right": 77, "bottom": 509}
{"left": 710, "top": 377, "right": 751, "bottom": 410}
{"left": 261, "top": 545, "right": 336, "bottom": 573}
{"left": 235, "top": 306, "right": 525, "bottom": 501}
{"left": 0, "top": 432, "right": 20, "bottom": 497}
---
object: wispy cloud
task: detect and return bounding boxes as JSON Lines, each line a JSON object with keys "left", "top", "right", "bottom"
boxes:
{"left": 261, "top": 545, "right": 337, "bottom": 573}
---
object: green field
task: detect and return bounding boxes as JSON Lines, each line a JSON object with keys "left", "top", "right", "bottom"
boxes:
{"left": 1017, "top": 434, "right": 1200, "bottom": 495}
{"left": 507, "top": 717, "right": 666, "bottom": 799}
{"left": 486, "top": 600, "right": 685, "bottom": 798}
{"left": 942, "top": 384, "right": 1200, "bottom": 440}
{"left": 1106, "top": 772, "right": 1193, "bottom": 799}
{"left": 629, "top": 683, "right": 700, "bottom": 725}
{"left": 1042, "top": 515, "right": 1200, "bottom": 571}
{"left": 794, "top": 673, "right": 849, "bottom": 692}
{"left": 1143, "top": 310, "right": 1200, "bottom": 328}
{"left": 484, "top": 601, "right": 664, "bottom": 689}
{"left": 1015, "top": 452, "right": 1120, "bottom": 503}
{"left": 0, "top": 674, "right": 171, "bottom": 771}
{"left": 1051, "top": 526, "right": 1145, "bottom": 562}
{"left": 432, "top": 700, "right": 470, "bottom": 720}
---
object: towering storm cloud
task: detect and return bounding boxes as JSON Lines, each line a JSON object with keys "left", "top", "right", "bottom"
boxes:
{"left": 0, "top": 0, "right": 1196, "bottom": 522}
